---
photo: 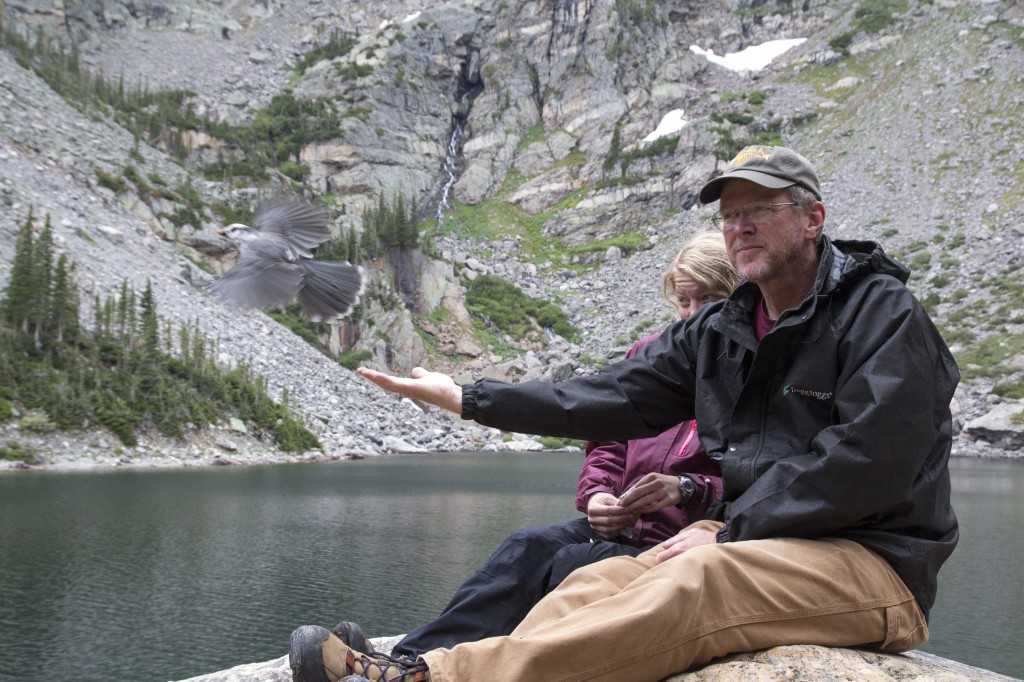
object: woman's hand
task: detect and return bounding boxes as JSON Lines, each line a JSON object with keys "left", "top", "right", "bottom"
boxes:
{"left": 587, "top": 492, "right": 638, "bottom": 539}
{"left": 616, "top": 473, "right": 682, "bottom": 514}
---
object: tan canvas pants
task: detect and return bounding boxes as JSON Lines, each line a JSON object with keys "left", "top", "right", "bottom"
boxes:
{"left": 421, "top": 521, "right": 928, "bottom": 682}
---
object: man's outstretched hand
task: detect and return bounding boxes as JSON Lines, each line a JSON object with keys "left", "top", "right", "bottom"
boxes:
{"left": 356, "top": 366, "right": 463, "bottom": 415}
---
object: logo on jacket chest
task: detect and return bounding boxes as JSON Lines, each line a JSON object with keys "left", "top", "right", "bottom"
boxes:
{"left": 782, "top": 384, "right": 834, "bottom": 401}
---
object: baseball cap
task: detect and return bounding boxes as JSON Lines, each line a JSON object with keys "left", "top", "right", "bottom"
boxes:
{"left": 698, "top": 145, "right": 822, "bottom": 204}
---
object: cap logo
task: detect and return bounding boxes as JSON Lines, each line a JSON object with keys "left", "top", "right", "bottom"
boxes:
{"left": 730, "top": 146, "right": 771, "bottom": 168}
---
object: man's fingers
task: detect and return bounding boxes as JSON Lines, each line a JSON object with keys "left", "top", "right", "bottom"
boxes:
{"left": 356, "top": 367, "right": 417, "bottom": 398}
{"left": 355, "top": 366, "right": 462, "bottom": 414}
{"left": 655, "top": 543, "right": 686, "bottom": 564}
{"left": 356, "top": 367, "right": 385, "bottom": 381}
{"left": 356, "top": 367, "right": 392, "bottom": 388}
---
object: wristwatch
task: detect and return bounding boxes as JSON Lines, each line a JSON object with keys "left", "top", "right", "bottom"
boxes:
{"left": 677, "top": 475, "right": 696, "bottom": 505}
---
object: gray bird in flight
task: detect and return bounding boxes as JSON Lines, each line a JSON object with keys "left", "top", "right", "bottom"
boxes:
{"left": 207, "top": 197, "right": 363, "bottom": 322}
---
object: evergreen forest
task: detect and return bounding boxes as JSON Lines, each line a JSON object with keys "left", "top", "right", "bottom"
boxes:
{"left": 0, "top": 211, "right": 321, "bottom": 458}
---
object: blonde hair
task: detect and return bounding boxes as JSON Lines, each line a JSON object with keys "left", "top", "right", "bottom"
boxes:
{"left": 661, "top": 232, "right": 739, "bottom": 313}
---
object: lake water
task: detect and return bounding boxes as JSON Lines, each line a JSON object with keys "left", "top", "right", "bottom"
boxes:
{"left": 0, "top": 453, "right": 1021, "bottom": 681}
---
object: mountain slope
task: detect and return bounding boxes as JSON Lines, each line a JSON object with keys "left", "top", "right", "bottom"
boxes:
{"left": 1, "top": 0, "right": 1022, "bottom": 459}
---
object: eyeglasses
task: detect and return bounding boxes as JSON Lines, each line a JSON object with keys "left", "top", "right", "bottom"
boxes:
{"left": 711, "top": 202, "right": 798, "bottom": 231}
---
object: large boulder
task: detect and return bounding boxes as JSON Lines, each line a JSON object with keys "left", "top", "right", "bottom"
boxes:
{"left": 173, "top": 643, "right": 1014, "bottom": 682}
{"left": 962, "top": 402, "right": 1024, "bottom": 451}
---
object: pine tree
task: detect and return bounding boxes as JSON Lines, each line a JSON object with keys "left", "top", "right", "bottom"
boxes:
{"left": 102, "top": 296, "right": 115, "bottom": 339}
{"left": 141, "top": 282, "right": 159, "bottom": 348}
{"left": 116, "top": 279, "right": 130, "bottom": 342}
{"left": 377, "top": 193, "right": 394, "bottom": 246}
{"left": 179, "top": 324, "right": 192, "bottom": 366}
{"left": 360, "top": 217, "right": 378, "bottom": 259}
{"left": 31, "top": 215, "right": 55, "bottom": 347}
{"left": 394, "top": 194, "right": 408, "bottom": 247}
{"left": 51, "top": 254, "right": 79, "bottom": 344}
{"left": 604, "top": 124, "right": 622, "bottom": 172}
{"left": 135, "top": 279, "right": 165, "bottom": 428}
{"left": 408, "top": 196, "right": 420, "bottom": 248}
{"left": 347, "top": 226, "right": 358, "bottom": 263}
{"left": 2, "top": 209, "right": 36, "bottom": 336}
{"left": 93, "top": 294, "right": 104, "bottom": 339}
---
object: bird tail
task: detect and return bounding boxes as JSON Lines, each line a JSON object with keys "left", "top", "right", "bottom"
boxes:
{"left": 297, "top": 261, "right": 365, "bottom": 322}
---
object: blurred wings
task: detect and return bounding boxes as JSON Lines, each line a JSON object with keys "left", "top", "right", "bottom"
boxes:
{"left": 252, "top": 197, "right": 330, "bottom": 255}
{"left": 207, "top": 197, "right": 364, "bottom": 321}
{"left": 207, "top": 258, "right": 304, "bottom": 311}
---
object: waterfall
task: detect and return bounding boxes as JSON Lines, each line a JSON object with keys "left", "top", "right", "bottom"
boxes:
{"left": 435, "top": 115, "right": 465, "bottom": 222}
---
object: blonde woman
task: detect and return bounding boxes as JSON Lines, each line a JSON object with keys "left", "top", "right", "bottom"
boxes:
{"left": 557, "top": 231, "right": 740, "bottom": 587}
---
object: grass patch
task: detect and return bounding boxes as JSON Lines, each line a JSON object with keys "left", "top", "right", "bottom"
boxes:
{"left": 940, "top": 328, "right": 975, "bottom": 346}
{"left": 566, "top": 232, "right": 648, "bottom": 261}
{"left": 853, "top": 0, "right": 910, "bottom": 35}
{"left": 438, "top": 192, "right": 589, "bottom": 269}
{"left": 293, "top": 29, "right": 358, "bottom": 77}
{"left": 517, "top": 123, "right": 547, "bottom": 151}
{"left": 993, "top": 381, "right": 1024, "bottom": 400}
{"left": 955, "top": 331, "right": 1024, "bottom": 380}
{"left": 554, "top": 148, "right": 587, "bottom": 168}
{"left": 910, "top": 251, "right": 932, "bottom": 271}
{"left": 96, "top": 169, "right": 127, "bottom": 193}
{"left": 499, "top": 168, "right": 532, "bottom": 194}
{"left": 19, "top": 413, "right": 56, "bottom": 433}
{"left": 465, "top": 274, "right": 580, "bottom": 343}
{"left": 537, "top": 436, "right": 585, "bottom": 450}
{"left": 339, "top": 348, "right": 373, "bottom": 370}
{"left": 0, "top": 440, "right": 37, "bottom": 462}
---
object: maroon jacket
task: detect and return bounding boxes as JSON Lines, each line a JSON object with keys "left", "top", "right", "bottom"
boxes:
{"left": 576, "top": 335, "right": 723, "bottom": 547}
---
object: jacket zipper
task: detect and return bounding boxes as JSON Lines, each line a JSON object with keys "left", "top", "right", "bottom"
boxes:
{"left": 677, "top": 420, "right": 698, "bottom": 457}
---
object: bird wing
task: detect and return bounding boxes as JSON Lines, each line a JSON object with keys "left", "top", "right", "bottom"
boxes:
{"left": 206, "top": 256, "right": 304, "bottom": 310}
{"left": 296, "top": 261, "right": 365, "bottom": 322}
{"left": 253, "top": 197, "right": 330, "bottom": 253}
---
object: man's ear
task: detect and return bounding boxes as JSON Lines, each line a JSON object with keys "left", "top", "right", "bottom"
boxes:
{"left": 806, "top": 201, "right": 826, "bottom": 241}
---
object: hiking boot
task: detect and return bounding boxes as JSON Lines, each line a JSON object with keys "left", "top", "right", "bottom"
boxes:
{"left": 332, "top": 621, "right": 374, "bottom": 655}
{"left": 290, "top": 625, "right": 430, "bottom": 682}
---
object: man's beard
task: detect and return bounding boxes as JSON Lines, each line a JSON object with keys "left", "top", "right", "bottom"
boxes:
{"left": 739, "top": 238, "right": 807, "bottom": 283}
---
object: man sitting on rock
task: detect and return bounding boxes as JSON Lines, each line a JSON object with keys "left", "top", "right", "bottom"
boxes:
{"left": 291, "top": 145, "right": 960, "bottom": 682}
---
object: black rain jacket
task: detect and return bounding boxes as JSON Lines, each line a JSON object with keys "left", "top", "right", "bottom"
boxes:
{"left": 462, "top": 236, "right": 960, "bottom": 618}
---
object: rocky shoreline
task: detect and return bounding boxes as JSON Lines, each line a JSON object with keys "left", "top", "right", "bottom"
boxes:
{"left": 3, "top": 370, "right": 1023, "bottom": 475}
{"left": 0, "top": 410, "right": 570, "bottom": 475}
{"left": 1, "top": 410, "right": 1020, "bottom": 476}
{"left": 4, "top": 368, "right": 1022, "bottom": 474}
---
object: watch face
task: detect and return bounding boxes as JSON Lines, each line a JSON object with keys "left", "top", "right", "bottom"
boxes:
{"left": 679, "top": 475, "right": 695, "bottom": 501}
